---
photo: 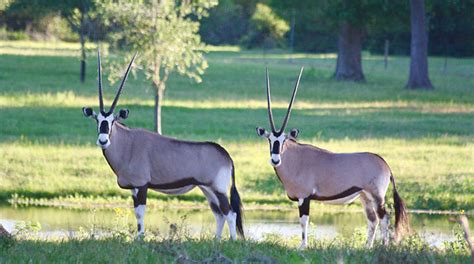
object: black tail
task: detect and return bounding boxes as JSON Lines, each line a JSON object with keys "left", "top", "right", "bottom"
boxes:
{"left": 230, "top": 164, "right": 244, "bottom": 238}
{"left": 390, "top": 175, "right": 410, "bottom": 242}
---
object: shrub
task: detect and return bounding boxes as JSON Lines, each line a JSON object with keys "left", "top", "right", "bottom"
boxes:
{"left": 242, "top": 3, "right": 289, "bottom": 49}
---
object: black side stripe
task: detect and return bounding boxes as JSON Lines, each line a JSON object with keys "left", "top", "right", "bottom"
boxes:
{"left": 309, "top": 186, "right": 362, "bottom": 201}
{"left": 119, "top": 178, "right": 206, "bottom": 190}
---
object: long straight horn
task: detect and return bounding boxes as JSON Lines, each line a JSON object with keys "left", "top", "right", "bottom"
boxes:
{"left": 98, "top": 49, "right": 104, "bottom": 112}
{"left": 279, "top": 67, "right": 304, "bottom": 133}
{"left": 266, "top": 68, "right": 276, "bottom": 133}
{"left": 109, "top": 52, "right": 137, "bottom": 114}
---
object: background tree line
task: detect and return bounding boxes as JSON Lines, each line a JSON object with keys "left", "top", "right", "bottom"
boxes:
{"left": 200, "top": 0, "right": 474, "bottom": 57}
{"left": 2, "top": 0, "right": 473, "bottom": 57}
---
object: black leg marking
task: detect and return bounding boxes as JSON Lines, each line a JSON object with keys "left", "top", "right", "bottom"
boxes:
{"left": 377, "top": 205, "right": 387, "bottom": 219}
{"left": 137, "top": 223, "right": 141, "bottom": 232}
{"left": 298, "top": 198, "right": 310, "bottom": 217}
{"left": 302, "top": 232, "right": 305, "bottom": 240}
{"left": 360, "top": 193, "right": 377, "bottom": 222}
{"left": 210, "top": 202, "right": 221, "bottom": 215}
{"left": 374, "top": 196, "right": 387, "bottom": 219}
{"left": 366, "top": 207, "right": 377, "bottom": 222}
{"left": 214, "top": 191, "right": 231, "bottom": 215}
{"left": 132, "top": 186, "right": 148, "bottom": 207}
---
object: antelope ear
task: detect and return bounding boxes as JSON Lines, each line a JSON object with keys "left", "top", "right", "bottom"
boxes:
{"left": 118, "top": 108, "right": 129, "bottom": 120}
{"left": 82, "top": 107, "right": 96, "bottom": 118}
{"left": 289, "top": 128, "right": 299, "bottom": 139}
{"left": 256, "top": 127, "right": 269, "bottom": 138}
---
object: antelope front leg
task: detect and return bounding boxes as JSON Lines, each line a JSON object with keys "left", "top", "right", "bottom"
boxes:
{"left": 131, "top": 186, "right": 148, "bottom": 237}
{"left": 298, "top": 198, "right": 310, "bottom": 249}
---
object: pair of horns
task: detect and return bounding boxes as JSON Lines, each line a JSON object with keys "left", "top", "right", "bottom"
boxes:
{"left": 97, "top": 50, "right": 137, "bottom": 114}
{"left": 266, "top": 67, "right": 304, "bottom": 133}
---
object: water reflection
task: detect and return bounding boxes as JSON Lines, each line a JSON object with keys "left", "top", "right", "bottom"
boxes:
{"left": 0, "top": 206, "right": 471, "bottom": 247}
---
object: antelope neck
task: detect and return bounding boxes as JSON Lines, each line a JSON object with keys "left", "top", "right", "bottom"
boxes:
{"left": 102, "top": 123, "right": 130, "bottom": 173}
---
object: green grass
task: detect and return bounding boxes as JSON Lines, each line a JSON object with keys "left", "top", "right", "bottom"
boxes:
{"left": 0, "top": 40, "right": 473, "bottom": 212}
{"left": 1, "top": 225, "right": 471, "bottom": 263}
{"left": 0, "top": 231, "right": 471, "bottom": 263}
{"left": 1, "top": 238, "right": 470, "bottom": 263}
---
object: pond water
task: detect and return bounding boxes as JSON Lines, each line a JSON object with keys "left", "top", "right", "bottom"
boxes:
{"left": 0, "top": 206, "right": 471, "bottom": 248}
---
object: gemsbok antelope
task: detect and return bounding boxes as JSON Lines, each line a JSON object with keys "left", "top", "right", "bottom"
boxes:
{"left": 82, "top": 51, "right": 244, "bottom": 240}
{"left": 255, "top": 68, "right": 409, "bottom": 248}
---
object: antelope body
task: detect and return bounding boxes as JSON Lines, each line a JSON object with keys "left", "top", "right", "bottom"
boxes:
{"left": 82, "top": 51, "right": 244, "bottom": 239}
{"left": 256, "top": 68, "right": 409, "bottom": 248}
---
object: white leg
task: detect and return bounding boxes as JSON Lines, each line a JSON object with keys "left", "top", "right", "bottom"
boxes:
{"left": 225, "top": 211, "right": 237, "bottom": 240}
{"left": 199, "top": 186, "right": 227, "bottom": 240}
{"left": 361, "top": 193, "right": 378, "bottom": 248}
{"left": 366, "top": 218, "right": 378, "bottom": 248}
{"left": 297, "top": 198, "right": 310, "bottom": 249}
{"left": 131, "top": 188, "right": 147, "bottom": 238}
{"left": 135, "top": 204, "right": 146, "bottom": 236}
{"left": 380, "top": 214, "right": 390, "bottom": 245}
{"left": 299, "top": 214, "right": 309, "bottom": 249}
{"left": 213, "top": 212, "right": 225, "bottom": 240}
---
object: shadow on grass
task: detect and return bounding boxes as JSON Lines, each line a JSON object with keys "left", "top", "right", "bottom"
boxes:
{"left": 1, "top": 104, "right": 473, "bottom": 145}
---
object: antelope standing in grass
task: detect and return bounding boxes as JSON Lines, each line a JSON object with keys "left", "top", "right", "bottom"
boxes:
{"left": 255, "top": 68, "right": 409, "bottom": 248}
{"left": 82, "top": 51, "right": 244, "bottom": 239}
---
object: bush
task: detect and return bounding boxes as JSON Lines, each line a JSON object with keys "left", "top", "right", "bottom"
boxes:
{"left": 0, "top": 27, "right": 29, "bottom": 40}
{"left": 199, "top": 0, "right": 249, "bottom": 45}
{"left": 242, "top": 3, "right": 289, "bottom": 49}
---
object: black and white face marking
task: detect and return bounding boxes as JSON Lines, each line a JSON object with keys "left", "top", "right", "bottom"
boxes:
{"left": 96, "top": 112, "right": 115, "bottom": 149}
{"left": 257, "top": 127, "right": 300, "bottom": 167}
{"left": 82, "top": 107, "right": 129, "bottom": 150}
{"left": 256, "top": 127, "right": 285, "bottom": 167}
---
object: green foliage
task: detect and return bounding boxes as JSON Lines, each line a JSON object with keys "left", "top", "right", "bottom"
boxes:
{"left": 0, "top": 26, "right": 29, "bottom": 40}
{"left": 199, "top": 0, "right": 250, "bottom": 45}
{"left": 444, "top": 224, "right": 470, "bottom": 255}
{"left": 99, "top": 0, "right": 217, "bottom": 90}
{"left": 12, "top": 221, "right": 42, "bottom": 239}
{"left": 242, "top": 3, "right": 289, "bottom": 48}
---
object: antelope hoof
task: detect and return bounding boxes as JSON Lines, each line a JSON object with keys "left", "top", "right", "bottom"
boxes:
{"left": 136, "top": 232, "right": 144, "bottom": 240}
{"left": 298, "top": 242, "right": 307, "bottom": 250}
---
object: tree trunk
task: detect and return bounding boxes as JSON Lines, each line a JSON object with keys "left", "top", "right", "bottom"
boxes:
{"left": 334, "top": 22, "right": 365, "bottom": 82}
{"left": 289, "top": 8, "right": 295, "bottom": 63}
{"left": 154, "top": 88, "right": 164, "bottom": 134}
{"left": 406, "top": 0, "right": 433, "bottom": 89}
{"left": 79, "top": 13, "right": 86, "bottom": 83}
{"left": 384, "top": 39, "right": 389, "bottom": 70}
{"left": 443, "top": 41, "right": 448, "bottom": 73}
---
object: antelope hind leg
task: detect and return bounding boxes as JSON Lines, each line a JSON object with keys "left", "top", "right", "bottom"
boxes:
{"left": 199, "top": 186, "right": 226, "bottom": 240}
{"left": 360, "top": 192, "right": 378, "bottom": 248}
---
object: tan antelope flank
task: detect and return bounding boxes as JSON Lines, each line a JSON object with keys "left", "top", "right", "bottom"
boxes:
{"left": 256, "top": 68, "right": 409, "bottom": 248}
{"left": 82, "top": 51, "right": 244, "bottom": 239}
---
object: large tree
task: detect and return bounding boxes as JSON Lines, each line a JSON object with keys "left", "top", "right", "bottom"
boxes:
{"left": 406, "top": 0, "right": 433, "bottom": 89}
{"left": 334, "top": 20, "right": 365, "bottom": 82}
{"left": 99, "top": 0, "right": 217, "bottom": 134}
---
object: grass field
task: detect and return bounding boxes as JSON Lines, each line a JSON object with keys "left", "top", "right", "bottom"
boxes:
{"left": 0, "top": 40, "right": 473, "bottom": 212}
{"left": 0, "top": 225, "right": 471, "bottom": 263}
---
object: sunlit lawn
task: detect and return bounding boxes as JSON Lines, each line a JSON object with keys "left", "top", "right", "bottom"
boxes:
{"left": 0, "top": 40, "right": 473, "bottom": 211}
